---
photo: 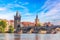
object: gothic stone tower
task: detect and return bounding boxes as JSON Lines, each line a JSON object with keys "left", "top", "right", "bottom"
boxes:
{"left": 35, "top": 14, "right": 40, "bottom": 26}
{"left": 14, "top": 11, "right": 21, "bottom": 31}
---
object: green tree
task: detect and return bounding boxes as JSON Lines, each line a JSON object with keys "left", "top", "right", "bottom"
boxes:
{"left": 37, "top": 23, "right": 41, "bottom": 27}
{"left": 0, "top": 20, "right": 7, "bottom": 33}
{"left": 8, "top": 25, "right": 14, "bottom": 33}
{"left": 0, "top": 26, "right": 2, "bottom": 32}
{"left": 0, "top": 20, "right": 7, "bottom": 28}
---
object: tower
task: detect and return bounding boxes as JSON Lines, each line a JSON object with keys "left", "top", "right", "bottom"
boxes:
{"left": 14, "top": 11, "right": 21, "bottom": 31}
{"left": 35, "top": 14, "right": 40, "bottom": 26}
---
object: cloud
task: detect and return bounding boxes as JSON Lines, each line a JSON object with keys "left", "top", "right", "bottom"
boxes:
{"left": 5, "top": 3, "right": 29, "bottom": 12}
{"left": 0, "top": 12, "right": 16, "bottom": 20}
{"left": 44, "top": 3, "right": 60, "bottom": 19}
{"left": 0, "top": 3, "right": 30, "bottom": 21}
{"left": 36, "top": 0, "right": 60, "bottom": 13}
{"left": 0, "top": 0, "right": 60, "bottom": 25}
{"left": 19, "top": 2, "right": 22, "bottom": 4}
{"left": 37, "top": 0, "right": 60, "bottom": 25}
{"left": 23, "top": 13, "right": 32, "bottom": 16}
{"left": 22, "top": 15, "right": 35, "bottom": 22}
{"left": 14, "top": 0, "right": 17, "bottom": 3}
{"left": 0, "top": 8, "right": 6, "bottom": 11}
{"left": 22, "top": 2, "right": 29, "bottom": 5}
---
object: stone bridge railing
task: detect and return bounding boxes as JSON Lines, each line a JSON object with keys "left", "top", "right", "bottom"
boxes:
{"left": 15, "top": 26, "right": 60, "bottom": 34}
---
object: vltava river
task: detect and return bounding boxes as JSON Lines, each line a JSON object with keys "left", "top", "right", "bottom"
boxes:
{"left": 0, "top": 33, "right": 60, "bottom": 40}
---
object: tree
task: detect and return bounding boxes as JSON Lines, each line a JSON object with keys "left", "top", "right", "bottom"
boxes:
{"left": 38, "top": 23, "right": 41, "bottom": 26}
{"left": 0, "top": 20, "right": 7, "bottom": 28}
{"left": 0, "top": 20, "right": 7, "bottom": 33}
{"left": 0, "top": 26, "right": 2, "bottom": 32}
{"left": 8, "top": 25, "right": 14, "bottom": 33}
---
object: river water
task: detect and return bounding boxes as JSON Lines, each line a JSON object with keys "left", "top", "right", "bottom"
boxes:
{"left": 0, "top": 33, "right": 60, "bottom": 40}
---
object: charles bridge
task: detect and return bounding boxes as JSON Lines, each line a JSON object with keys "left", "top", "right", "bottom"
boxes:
{"left": 14, "top": 11, "right": 60, "bottom": 34}
{"left": 15, "top": 25, "right": 60, "bottom": 34}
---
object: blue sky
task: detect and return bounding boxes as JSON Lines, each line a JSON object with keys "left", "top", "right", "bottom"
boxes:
{"left": 0, "top": 0, "right": 60, "bottom": 25}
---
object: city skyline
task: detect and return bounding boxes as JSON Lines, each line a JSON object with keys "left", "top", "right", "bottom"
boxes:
{"left": 0, "top": 0, "right": 60, "bottom": 25}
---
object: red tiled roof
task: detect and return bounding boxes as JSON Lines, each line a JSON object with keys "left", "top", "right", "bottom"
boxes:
{"left": 21, "top": 22, "right": 35, "bottom": 27}
{"left": 9, "top": 20, "right": 14, "bottom": 22}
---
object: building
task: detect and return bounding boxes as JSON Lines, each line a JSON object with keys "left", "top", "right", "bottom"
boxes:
{"left": 0, "top": 19, "right": 9, "bottom": 32}
{"left": 14, "top": 11, "right": 21, "bottom": 31}
{"left": 8, "top": 20, "right": 14, "bottom": 26}
{"left": 43, "top": 22, "right": 53, "bottom": 27}
{"left": 35, "top": 14, "right": 40, "bottom": 26}
{"left": 21, "top": 22, "right": 35, "bottom": 27}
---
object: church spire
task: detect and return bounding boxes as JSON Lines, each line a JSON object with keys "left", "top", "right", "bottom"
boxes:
{"left": 35, "top": 14, "right": 40, "bottom": 26}
{"left": 36, "top": 14, "right": 38, "bottom": 20}
{"left": 16, "top": 11, "right": 20, "bottom": 16}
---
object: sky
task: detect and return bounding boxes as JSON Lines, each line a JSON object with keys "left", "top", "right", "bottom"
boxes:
{"left": 0, "top": 0, "right": 60, "bottom": 25}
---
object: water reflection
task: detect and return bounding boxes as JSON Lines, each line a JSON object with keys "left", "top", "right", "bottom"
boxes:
{"left": 0, "top": 33, "right": 60, "bottom": 40}
{"left": 14, "top": 34, "right": 20, "bottom": 40}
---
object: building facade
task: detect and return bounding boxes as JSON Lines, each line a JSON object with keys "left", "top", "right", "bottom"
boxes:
{"left": 14, "top": 11, "right": 21, "bottom": 31}
{"left": 35, "top": 14, "right": 40, "bottom": 26}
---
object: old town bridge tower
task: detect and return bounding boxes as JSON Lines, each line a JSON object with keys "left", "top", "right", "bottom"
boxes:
{"left": 14, "top": 11, "right": 21, "bottom": 31}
